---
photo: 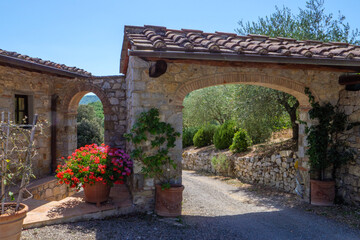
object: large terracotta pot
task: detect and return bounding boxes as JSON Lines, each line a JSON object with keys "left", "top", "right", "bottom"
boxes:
{"left": 83, "top": 181, "right": 111, "bottom": 207}
{"left": 0, "top": 203, "right": 28, "bottom": 240}
{"left": 155, "top": 184, "right": 184, "bottom": 217}
{"left": 310, "top": 179, "right": 335, "bottom": 206}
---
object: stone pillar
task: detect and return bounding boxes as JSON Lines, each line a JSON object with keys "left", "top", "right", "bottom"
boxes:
{"left": 64, "top": 112, "right": 77, "bottom": 156}
{"left": 126, "top": 56, "right": 155, "bottom": 210}
{"left": 125, "top": 57, "right": 183, "bottom": 211}
{"left": 297, "top": 106, "right": 311, "bottom": 202}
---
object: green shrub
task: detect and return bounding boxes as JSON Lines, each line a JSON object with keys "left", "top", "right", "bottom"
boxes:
{"left": 211, "top": 154, "right": 230, "bottom": 175}
{"left": 213, "top": 121, "right": 237, "bottom": 150}
{"left": 193, "top": 124, "right": 217, "bottom": 148}
{"left": 230, "top": 129, "right": 252, "bottom": 153}
{"left": 182, "top": 127, "right": 200, "bottom": 148}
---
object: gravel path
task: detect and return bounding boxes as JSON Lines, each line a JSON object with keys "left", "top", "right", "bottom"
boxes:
{"left": 22, "top": 170, "right": 360, "bottom": 240}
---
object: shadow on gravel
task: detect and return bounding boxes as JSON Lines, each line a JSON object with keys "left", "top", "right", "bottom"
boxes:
{"left": 181, "top": 211, "right": 360, "bottom": 240}
{"left": 37, "top": 211, "right": 360, "bottom": 240}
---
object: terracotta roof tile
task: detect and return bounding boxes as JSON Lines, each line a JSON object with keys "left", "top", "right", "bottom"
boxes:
{"left": 122, "top": 25, "right": 360, "bottom": 72}
{"left": 0, "top": 48, "right": 91, "bottom": 76}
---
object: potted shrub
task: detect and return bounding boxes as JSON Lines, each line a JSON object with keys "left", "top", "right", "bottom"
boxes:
{"left": 0, "top": 113, "right": 43, "bottom": 240}
{"left": 124, "top": 108, "right": 183, "bottom": 217}
{"left": 304, "top": 88, "right": 357, "bottom": 206}
{"left": 55, "top": 143, "right": 132, "bottom": 207}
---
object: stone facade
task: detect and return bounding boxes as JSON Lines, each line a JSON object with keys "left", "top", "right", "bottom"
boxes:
{"left": 183, "top": 148, "right": 298, "bottom": 193}
{"left": 56, "top": 75, "right": 127, "bottom": 158}
{"left": 0, "top": 65, "right": 58, "bottom": 177}
{"left": 0, "top": 65, "right": 127, "bottom": 178}
{"left": 3, "top": 51, "right": 360, "bottom": 210}
{"left": 125, "top": 56, "right": 346, "bottom": 207}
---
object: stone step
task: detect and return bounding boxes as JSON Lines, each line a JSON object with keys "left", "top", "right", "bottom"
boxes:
{"left": 23, "top": 184, "right": 133, "bottom": 229}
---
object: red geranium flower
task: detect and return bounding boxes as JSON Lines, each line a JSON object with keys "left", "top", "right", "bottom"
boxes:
{"left": 55, "top": 143, "right": 133, "bottom": 190}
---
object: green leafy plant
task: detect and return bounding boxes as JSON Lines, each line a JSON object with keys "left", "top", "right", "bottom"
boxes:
{"left": 213, "top": 121, "right": 237, "bottom": 150}
{"left": 193, "top": 124, "right": 217, "bottom": 148}
{"left": 182, "top": 127, "right": 199, "bottom": 148}
{"left": 211, "top": 154, "right": 230, "bottom": 175}
{"left": 229, "top": 129, "right": 252, "bottom": 153}
{"left": 304, "top": 88, "right": 357, "bottom": 180}
{"left": 124, "top": 108, "right": 180, "bottom": 186}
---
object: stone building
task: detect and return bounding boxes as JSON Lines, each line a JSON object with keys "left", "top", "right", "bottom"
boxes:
{"left": 0, "top": 50, "right": 126, "bottom": 177}
{"left": 1, "top": 24, "right": 360, "bottom": 210}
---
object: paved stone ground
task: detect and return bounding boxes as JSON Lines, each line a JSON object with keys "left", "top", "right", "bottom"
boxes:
{"left": 22, "top": 170, "right": 360, "bottom": 240}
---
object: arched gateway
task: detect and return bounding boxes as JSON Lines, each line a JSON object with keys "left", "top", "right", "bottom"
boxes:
{"left": 120, "top": 25, "right": 360, "bottom": 209}
{"left": 3, "top": 24, "right": 359, "bottom": 211}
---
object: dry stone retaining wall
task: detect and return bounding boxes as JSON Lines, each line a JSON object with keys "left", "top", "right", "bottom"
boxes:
{"left": 27, "top": 177, "right": 76, "bottom": 201}
{"left": 182, "top": 147, "right": 298, "bottom": 193}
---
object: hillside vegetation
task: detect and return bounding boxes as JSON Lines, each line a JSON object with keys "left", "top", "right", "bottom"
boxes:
{"left": 77, "top": 96, "right": 104, "bottom": 147}
{"left": 79, "top": 95, "right": 100, "bottom": 105}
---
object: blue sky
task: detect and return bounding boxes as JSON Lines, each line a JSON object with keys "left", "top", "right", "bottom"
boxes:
{"left": 0, "top": 0, "right": 359, "bottom": 76}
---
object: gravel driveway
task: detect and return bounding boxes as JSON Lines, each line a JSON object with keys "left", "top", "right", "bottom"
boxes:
{"left": 22, "top": 170, "right": 360, "bottom": 240}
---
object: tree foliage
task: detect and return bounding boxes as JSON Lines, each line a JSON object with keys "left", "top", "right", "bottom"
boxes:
{"left": 183, "top": 85, "right": 291, "bottom": 145}
{"left": 234, "top": 0, "right": 360, "bottom": 142}
{"left": 183, "top": 85, "right": 238, "bottom": 128}
{"left": 77, "top": 104, "right": 104, "bottom": 148}
{"left": 236, "top": 0, "right": 360, "bottom": 44}
{"left": 235, "top": 85, "right": 292, "bottom": 144}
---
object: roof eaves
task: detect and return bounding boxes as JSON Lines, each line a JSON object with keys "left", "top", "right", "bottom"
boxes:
{"left": 128, "top": 49, "right": 360, "bottom": 69}
{"left": 0, "top": 54, "right": 90, "bottom": 78}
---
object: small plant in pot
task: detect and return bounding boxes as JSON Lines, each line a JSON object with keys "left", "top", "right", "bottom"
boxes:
{"left": 1, "top": 113, "right": 44, "bottom": 240}
{"left": 55, "top": 143, "right": 132, "bottom": 207}
{"left": 304, "top": 88, "right": 357, "bottom": 206}
{"left": 124, "top": 108, "right": 183, "bottom": 217}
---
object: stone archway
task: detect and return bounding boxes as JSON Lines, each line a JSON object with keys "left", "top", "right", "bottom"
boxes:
{"left": 62, "top": 83, "right": 112, "bottom": 116}
{"left": 54, "top": 76, "right": 127, "bottom": 166}
{"left": 58, "top": 83, "right": 112, "bottom": 157}
{"left": 174, "top": 72, "right": 312, "bottom": 108}
{"left": 172, "top": 71, "right": 313, "bottom": 202}
{"left": 124, "top": 56, "right": 339, "bottom": 208}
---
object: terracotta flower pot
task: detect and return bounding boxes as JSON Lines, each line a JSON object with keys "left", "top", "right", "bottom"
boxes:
{"left": 83, "top": 181, "right": 111, "bottom": 207}
{"left": 0, "top": 203, "right": 28, "bottom": 240}
{"left": 310, "top": 179, "right": 335, "bottom": 206}
{"left": 155, "top": 184, "right": 184, "bottom": 217}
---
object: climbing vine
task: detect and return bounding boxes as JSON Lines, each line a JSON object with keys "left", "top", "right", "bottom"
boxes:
{"left": 124, "top": 108, "right": 180, "bottom": 187}
{"left": 304, "top": 88, "right": 357, "bottom": 180}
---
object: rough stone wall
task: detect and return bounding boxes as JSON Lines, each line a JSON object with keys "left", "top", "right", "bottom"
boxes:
{"left": 183, "top": 148, "right": 298, "bottom": 193}
{"left": 0, "top": 65, "right": 57, "bottom": 177}
{"left": 0, "top": 65, "right": 127, "bottom": 179}
{"left": 27, "top": 177, "right": 77, "bottom": 201}
{"left": 336, "top": 89, "right": 360, "bottom": 205}
{"left": 125, "top": 56, "right": 345, "bottom": 207}
{"left": 55, "top": 75, "right": 127, "bottom": 160}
